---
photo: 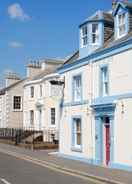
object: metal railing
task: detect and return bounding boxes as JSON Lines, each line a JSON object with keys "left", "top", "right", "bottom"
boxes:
{"left": 0, "top": 127, "right": 59, "bottom": 145}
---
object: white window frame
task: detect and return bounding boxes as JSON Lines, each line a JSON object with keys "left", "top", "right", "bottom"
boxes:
{"left": 73, "top": 75, "right": 82, "bottom": 102}
{"left": 100, "top": 66, "right": 109, "bottom": 97}
{"left": 81, "top": 25, "right": 88, "bottom": 47}
{"left": 72, "top": 118, "right": 82, "bottom": 149}
{"left": 117, "top": 13, "right": 126, "bottom": 38}
{"left": 91, "top": 23, "right": 99, "bottom": 45}
{"left": 13, "top": 96, "right": 22, "bottom": 111}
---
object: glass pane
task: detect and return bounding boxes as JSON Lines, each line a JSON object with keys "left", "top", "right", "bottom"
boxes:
{"left": 92, "top": 24, "right": 98, "bottom": 34}
{"left": 77, "top": 133, "right": 81, "bottom": 145}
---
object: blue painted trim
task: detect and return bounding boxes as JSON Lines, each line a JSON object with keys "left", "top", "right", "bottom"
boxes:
{"left": 71, "top": 115, "right": 82, "bottom": 152}
{"left": 58, "top": 36, "right": 132, "bottom": 74}
{"left": 113, "top": 2, "right": 129, "bottom": 16}
{"left": 61, "top": 100, "right": 89, "bottom": 108}
{"left": 94, "top": 105, "right": 115, "bottom": 166}
{"left": 57, "top": 153, "right": 132, "bottom": 172}
{"left": 110, "top": 162, "right": 132, "bottom": 172}
{"left": 71, "top": 147, "right": 82, "bottom": 153}
{"left": 79, "top": 22, "right": 104, "bottom": 58}
{"left": 95, "top": 116, "right": 103, "bottom": 164}
{"left": 109, "top": 115, "right": 114, "bottom": 165}
{"left": 91, "top": 92, "right": 132, "bottom": 107}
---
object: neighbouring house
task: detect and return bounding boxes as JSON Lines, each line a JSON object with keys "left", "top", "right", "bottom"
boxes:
{"left": 0, "top": 72, "right": 25, "bottom": 128}
{"left": 58, "top": 0, "right": 132, "bottom": 171}
{"left": 0, "top": 61, "right": 44, "bottom": 129}
{"left": 23, "top": 58, "right": 64, "bottom": 142}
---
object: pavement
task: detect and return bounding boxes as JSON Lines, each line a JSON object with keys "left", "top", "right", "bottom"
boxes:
{"left": 0, "top": 143, "right": 131, "bottom": 184}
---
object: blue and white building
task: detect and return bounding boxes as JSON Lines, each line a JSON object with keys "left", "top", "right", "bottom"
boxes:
{"left": 58, "top": 0, "right": 132, "bottom": 170}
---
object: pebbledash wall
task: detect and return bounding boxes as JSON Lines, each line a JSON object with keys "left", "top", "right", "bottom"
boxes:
{"left": 58, "top": 1, "right": 132, "bottom": 171}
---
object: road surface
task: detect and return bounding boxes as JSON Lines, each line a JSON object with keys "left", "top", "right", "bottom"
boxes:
{"left": 0, "top": 152, "right": 102, "bottom": 184}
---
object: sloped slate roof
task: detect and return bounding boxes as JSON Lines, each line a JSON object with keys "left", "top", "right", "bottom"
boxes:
{"left": 80, "top": 11, "right": 114, "bottom": 27}
{"left": 31, "top": 68, "right": 57, "bottom": 81}
{"left": 0, "top": 79, "right": 26, "bottom": 95}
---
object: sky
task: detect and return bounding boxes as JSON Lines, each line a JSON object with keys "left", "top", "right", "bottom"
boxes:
{"left": 0, "top": 0, "right": 114, "bottom": 78}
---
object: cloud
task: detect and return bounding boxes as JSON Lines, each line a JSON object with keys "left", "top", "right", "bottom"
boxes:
{"left": 8, "top": 41, "right": 24, "bottom": 48}
{"left": 8, "top": 3, "right": 30, "bottom": 21}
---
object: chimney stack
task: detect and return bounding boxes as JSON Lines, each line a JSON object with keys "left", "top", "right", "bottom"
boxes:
{"left": 26, "top": 60, "right": 42, "bottom": 78}
{"left": 5, "top": 71, "right": 21, "bottom": 87}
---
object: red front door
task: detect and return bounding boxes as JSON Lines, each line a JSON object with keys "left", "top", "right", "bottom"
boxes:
{"left": 105, "top": 117, "right": 110, "bottom": 166}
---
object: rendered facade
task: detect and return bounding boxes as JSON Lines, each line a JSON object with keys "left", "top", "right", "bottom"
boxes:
{"left": 0, "top": 73, "right": 25, "bottom": 128}
{"left": 58, "top": 1, "right": 132, "bottom": 170}
{"left": 23, "top": 59, "right": 64, "bottom": 141}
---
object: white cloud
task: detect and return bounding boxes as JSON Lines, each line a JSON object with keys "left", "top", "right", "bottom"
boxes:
{"left": 8, "top": 3, "right": 30, "bottom": 21}
{"left": 8, "top": 41, "right": 24, "bottom": 48}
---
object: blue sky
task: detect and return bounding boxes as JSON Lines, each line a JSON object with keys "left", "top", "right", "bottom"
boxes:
{"left": 0, "top": 0, "right": 113, "bottom": 77}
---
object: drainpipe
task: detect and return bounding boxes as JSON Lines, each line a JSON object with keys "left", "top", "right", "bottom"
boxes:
{"left": 90, "top": 59, "right": 94, "bottom": 163}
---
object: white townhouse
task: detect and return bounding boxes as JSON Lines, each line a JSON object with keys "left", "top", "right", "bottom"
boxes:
{"left": 58, "top": 0, "right": 132, "bottom": 171}
{"left": 23, "top": 59, "right": 64, "bottom": 141}
{"left": 0, "top": 72, "right": 25, "bottom": 128}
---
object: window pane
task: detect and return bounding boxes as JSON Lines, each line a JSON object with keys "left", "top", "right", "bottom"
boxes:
{"left": 51, "top": 108, "right": 55, "bottom": 125}
{"left": 40, "top": 85, "right": 42, "bottom": 97}
{"left": 30, "top": 110, "right": 34, "bottom": 125}
{"left": 81, "top": 25, "right": 88, "bottom": 46}
{"left": 101, "top": 66, "right": 108, "bottom": 96}
{"left": 73, "top": 75, "right": 82, "bottom": 102}
{"left": 92, "top": 24, "right": 99, "bottom": 44}
{"left": 13, "top": 96, "right": 21, "bottom": 110}
{"left": 31, "top": 87, "right": 34, "bottom": 98}
{"left": 73, "top": 118, "right": 81, "bottom": 147}
{"left": 77, "top": 133, "right": 81, "bottom": 145}
{"left": 118, "top": 13, "right": 126, "bottom": 36}
{"left": 92, "top": 24, "right": 98, "bottom": 33}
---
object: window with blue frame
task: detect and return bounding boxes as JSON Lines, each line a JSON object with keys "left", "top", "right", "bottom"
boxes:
{"left": 81, "top": 25, "right": 88, "bottom": 47}
{"left": 92, "top": 23, "right": 99, "bottom": 44}
{"left": 118, "top": 13, "right": 126, "bottom": 37}
{"left": 100, "top": 66, "right": 109, "bottom": 96}
{"left": 73, "top": 75, "right": 82, "bottom": 102}
{"left": 72, "top": 118, "right": 82, "bottom": 149}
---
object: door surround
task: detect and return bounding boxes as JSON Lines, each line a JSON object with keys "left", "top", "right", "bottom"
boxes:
{"left": 93, "top": 104, "right": 115, "bottom": 166}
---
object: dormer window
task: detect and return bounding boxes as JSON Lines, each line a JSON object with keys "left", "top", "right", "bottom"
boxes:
{"left": 118, "top": 13, "right": 126, "bottom": 37}
{"left": 92, "top": 24, "right": 99, "bottom": 44}
{"left": 81, "top": 25, "right": 88, "bottom": 47}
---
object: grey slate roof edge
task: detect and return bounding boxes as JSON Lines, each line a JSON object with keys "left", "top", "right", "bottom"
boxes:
{"left": 0, "top": 78, "right": 26, "bottom": 95}
{"left": 58, "top": 29, "right": 132, "bottom": 72}
{"left": 57, "top": 50, "right": 79, "bottom": 71}
{"left": 79, "top": 11, "right": 114, "bottom": 27}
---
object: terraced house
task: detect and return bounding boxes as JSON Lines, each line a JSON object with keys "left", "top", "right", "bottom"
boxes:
{"left": 23, "top": 59, "right": 64, "bottom": 142}
{"left": 58, "top": 0, "right": 132, "bottom": 170}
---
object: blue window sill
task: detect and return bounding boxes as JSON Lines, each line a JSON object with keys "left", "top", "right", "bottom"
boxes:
{"left": 71, "top": 146, "right": 82, "bottom": 152}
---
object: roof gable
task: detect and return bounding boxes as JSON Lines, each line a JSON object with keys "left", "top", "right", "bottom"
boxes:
{"left": 113, "top": 2, "right": 129, "bottom": 16}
